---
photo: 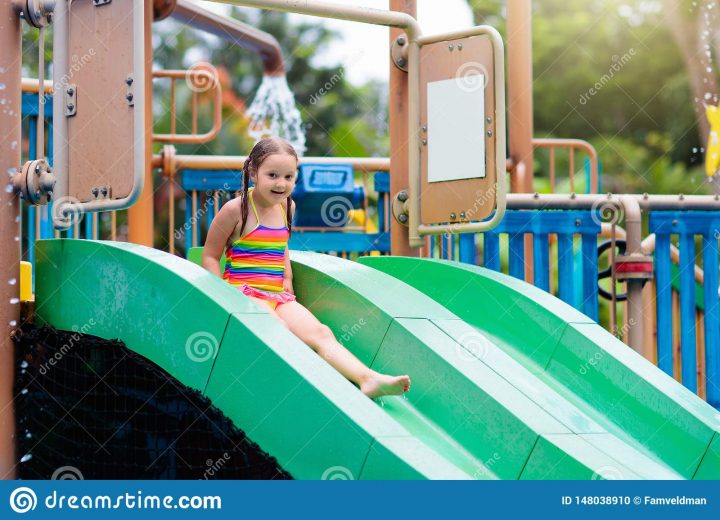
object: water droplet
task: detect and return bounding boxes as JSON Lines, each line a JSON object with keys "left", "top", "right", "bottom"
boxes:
{"left": 14, "top": 216, "right": 19, "bottom": 223}
{"left": 25, "top": 432, "right": 32, "bottom": 439}
{"left": 705, "top": 92, "right": 713, "bottom": 100}
{"left": 0, "top": 83, "right": 5, "bottom": 90}
{"left": 20, "top": 388, "right": 27, "bottom": 394}
{"left": 20, "top": 360, "right": 27, "bottom": 368}
{"left": 14, "top": 236, "right": 19, "bottom": 241}
{"left": 8, "top": 278, "right": 16, "bottom": 285}
{"left": 7, "top": 167, "right": 15, "bottom": 176}
{"left": 10, "top": 141, "right": 17, "bottom": 150}
{"left": 693, "top": 147, "right": 698, "bottom": 153}
{"left": 4, "top": 184, "right": 13, "bottom": 193}
{"left": 9, "top": 297, "right": 19, "bottom": 304}
{"left": 20, "top": 453, "right": 32, "bottom": 463}
{"left": 10, "top": 320, "right": 18, "bottom": 327}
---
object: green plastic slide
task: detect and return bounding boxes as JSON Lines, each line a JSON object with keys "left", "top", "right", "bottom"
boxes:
{"left": 32, "top": 240, "right": 720, "bottom": 479}
{"left": 358, "top": 255, "right": 720, "bottom": 479}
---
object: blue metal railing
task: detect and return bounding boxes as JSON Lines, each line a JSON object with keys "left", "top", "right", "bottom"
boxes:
{"left": 649, "top": 211, "right": 719, "bottom": 406}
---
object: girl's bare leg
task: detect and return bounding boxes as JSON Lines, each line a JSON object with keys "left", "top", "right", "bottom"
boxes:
{"left": 274, "top": 301, "right": 410, "bottom": 398}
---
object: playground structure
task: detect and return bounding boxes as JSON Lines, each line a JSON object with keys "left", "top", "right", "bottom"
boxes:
{"left": 1, "top": 0, "right": 720, "bottom": 479}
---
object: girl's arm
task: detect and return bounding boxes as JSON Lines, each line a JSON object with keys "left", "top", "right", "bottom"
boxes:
{"left": 202, "top": 200, "right": 239, "bottom": 277}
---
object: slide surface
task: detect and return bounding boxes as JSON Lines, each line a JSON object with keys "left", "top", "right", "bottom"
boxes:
{"left": 33, "top": 240, "right": 720, "bottom": 479}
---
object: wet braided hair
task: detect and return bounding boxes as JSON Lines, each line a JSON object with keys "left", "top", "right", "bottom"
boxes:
{"left": 240, "top": 137, "right": 297, "bottom": 237}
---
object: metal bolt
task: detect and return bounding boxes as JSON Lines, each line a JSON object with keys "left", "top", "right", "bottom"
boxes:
{"left": 397, "top": 191, "right": 408, "bottom": 202}
{"left": 91, "top": 187, "right": 99, "bottom": 196}
{"left": 422, "top": 125, "right": 427, "bottom": 132}
{"left": 458, "top": 43, "right": 463, "bottom": 50}
{"left": 643, "top": 192, "right": 649, "bottom": 200}
{"left": 450, "top": 212, "right": 457, "bottom": 220}
{"left": 460, "top": 212, "right": 466, "bottom": 219}
{"left": 34, "top": 164, "right": 41, "bottom": 174}
{"left": 672, "top": 219, "right": 678, "bottom": 226}
{"left": 46, "top": 13, "right": 52, "bottom": 23}
{"left": 486, "top": 116, "right": 492, "bottom": 124}
{"left": 126, "top": 93, "right": 134, "bottom": 102}
{"left": 487, "top": 129, "right": 493, "bottom": 137}
{"left": 575, "top": 218, "right": 581, "bottom": 227}
{"left": 398, "top": 213, "right": 408, "bottom": 224}
{"left": 715, "top": 194, "right": 720, "bottom": 201}
{"left": 533, "top": 192, "right": 539, "bottom": 199}
{"left": 66, "top": 103, "right": 74, "bottom": 111}
{"left": 396, "top": 36, "right": 406, "bottom": 46}
{"left": 678, "top": 193, "right": 684, "bottom": 201}
{"left": 66, "top": 87, "right": 74, "bottom": 96}
{"left": 448, "top": 44, "right": 454, "bottom": 51}
{"left": 125, "top": 76, "right": 133, "bottom": 86}
{"left": 100, "top": 187, "right": 108, "bottom": 196}
{"left": 397, "top": 57, "right": 407, "bottom": 67}
{"left": 570, "top": 192, "right": 576, "bottom": 199}
{"left": 422, "top": 138, "right": 427, "bottom": 145}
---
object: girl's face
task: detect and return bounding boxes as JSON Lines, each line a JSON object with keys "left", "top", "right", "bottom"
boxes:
{"left": 251, "top": 153, "right": 297, "bottom": 204}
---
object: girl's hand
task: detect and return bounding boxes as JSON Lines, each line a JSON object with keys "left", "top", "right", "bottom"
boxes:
{"left": 283, "top": 277, "right": 294, "bottom": 295}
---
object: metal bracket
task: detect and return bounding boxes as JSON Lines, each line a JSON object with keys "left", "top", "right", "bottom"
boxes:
{"left": 90, "top": 185, "right": 112, "bottom": 199}
{"left": 125, "top": 74, "right": 135, "bottom": 106}
{"left": 391, "top": 33, "right": 409, "bottom": 72}
{"left": 93, "top": 0, "right": 112, "bottom": 6}
{"left": 392, "top": 189, "right": 410, "bottom": 226}
{"left": 64, "top": 84, "right": 77, "bottom": 117}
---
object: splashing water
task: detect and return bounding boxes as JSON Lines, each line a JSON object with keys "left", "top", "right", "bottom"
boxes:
{"left": 246, "top": 75, "right": 306, "bottom": 156}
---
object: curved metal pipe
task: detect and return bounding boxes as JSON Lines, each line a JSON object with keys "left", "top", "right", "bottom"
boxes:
{"left": 170, "top": 0, "right": 285, "bottom": 75}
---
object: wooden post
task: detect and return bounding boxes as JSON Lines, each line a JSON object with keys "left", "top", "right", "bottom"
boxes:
{"left": 389, "top": 0, "right": 420, "bottom": 256}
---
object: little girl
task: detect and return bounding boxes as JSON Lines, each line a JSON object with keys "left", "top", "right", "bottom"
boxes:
{"left": 202, "top": 137, "right": 411, "bottom": 399}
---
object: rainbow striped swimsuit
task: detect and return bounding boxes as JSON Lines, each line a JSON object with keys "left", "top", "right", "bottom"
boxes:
{"left": 222, "top": 189, "right": 296, "bottom": 307}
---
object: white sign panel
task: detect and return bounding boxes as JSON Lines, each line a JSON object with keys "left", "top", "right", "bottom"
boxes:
{"left": 427, "top": 75, "right": 486, "bottom": 183}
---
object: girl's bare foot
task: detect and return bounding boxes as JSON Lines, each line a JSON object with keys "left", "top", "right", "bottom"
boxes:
{"left": 360, "top": 372, "right": 411, "bottom": 399}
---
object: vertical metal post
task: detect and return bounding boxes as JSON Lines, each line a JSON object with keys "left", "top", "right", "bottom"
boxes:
{"left": 128, "top": 0, "right": 155, "bottom": 246}
{"left": 0, "top": 0, "right": 21, "bottom": 480}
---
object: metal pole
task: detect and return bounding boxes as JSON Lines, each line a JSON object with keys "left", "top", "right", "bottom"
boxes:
{"left": 171, "top": 0, "right": 285, "bottom": 75}
{"left": 0, "top": 0, "right": 21, "bottom": 480}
